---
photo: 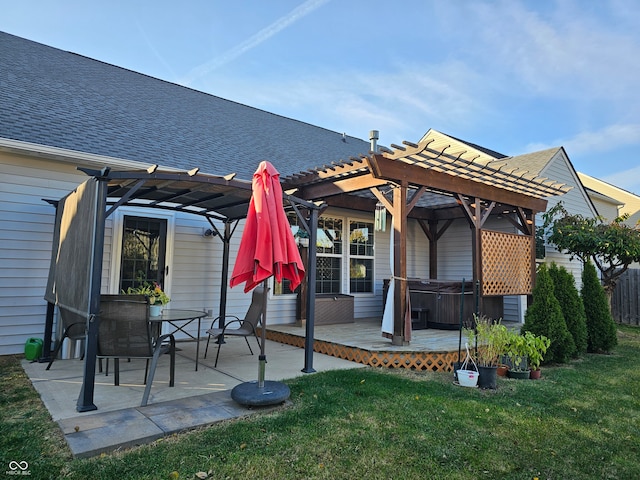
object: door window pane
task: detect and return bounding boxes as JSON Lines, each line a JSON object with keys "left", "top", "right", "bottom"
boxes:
{"left": 119, "top": 216, "right": 167, "bottom": 291}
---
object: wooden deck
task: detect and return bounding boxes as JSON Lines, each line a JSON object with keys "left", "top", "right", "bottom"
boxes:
{"left": 266, "top": 318, "right": 479, "bottom": 373}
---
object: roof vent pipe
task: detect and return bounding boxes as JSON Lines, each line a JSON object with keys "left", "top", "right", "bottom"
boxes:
{"left": 369, "top": 130, "right": 379, "bottom": 153}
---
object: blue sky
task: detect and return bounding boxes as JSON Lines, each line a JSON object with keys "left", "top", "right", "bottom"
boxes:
{"left": 2, "top": 0, "right": 640, "bottom": 194}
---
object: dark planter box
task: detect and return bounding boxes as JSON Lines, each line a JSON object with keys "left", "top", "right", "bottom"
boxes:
{"left": 314, "top": 294, "right": 354, "bottom": 325}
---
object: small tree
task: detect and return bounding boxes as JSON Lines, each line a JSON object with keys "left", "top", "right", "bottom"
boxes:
{"left": 523, "top": 263, "right": 575, "bottom": 363}
{"left": 548, "top": 263, "right": 588, "bottom": 356}
{"left": 581, "top": 261, "right": 618, "bottom": 353}
{"left": 539, "top": 202, "right": 640, "bottom": 306}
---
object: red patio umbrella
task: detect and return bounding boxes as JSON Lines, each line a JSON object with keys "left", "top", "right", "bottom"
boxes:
{"left": 230, "top": 161, "right": 304, "bottom": 293}
{"left": 229, "top": 161, "right": 305, "bottom": 405}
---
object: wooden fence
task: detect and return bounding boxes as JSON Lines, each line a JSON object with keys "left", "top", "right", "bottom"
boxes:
{"left": 612, "top": 269, "right": 640, "bottom": 325}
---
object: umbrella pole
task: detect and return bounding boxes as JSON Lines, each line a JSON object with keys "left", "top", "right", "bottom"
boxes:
{"left": 258, "top": 280, "right": 268, "bottom": 388}
{"left": 230, "top": 280, "right": 290, "bottom": 407}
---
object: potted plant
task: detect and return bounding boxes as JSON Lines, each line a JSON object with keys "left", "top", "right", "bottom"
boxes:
{"left": 124, "top": 281, "right": 170, "bottom": 316}
{"left": 525, "top": 331, "right": 550, "bottom": 380}
{"left": 505, "top": 332, "right": 530, "bottom": 379}
{"left": 466, "top": 314, "right": 510, "bottom": 389}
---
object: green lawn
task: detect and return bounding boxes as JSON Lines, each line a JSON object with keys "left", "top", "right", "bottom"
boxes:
{"left": 2, "top": 326, "right": 639, "bottom": 480}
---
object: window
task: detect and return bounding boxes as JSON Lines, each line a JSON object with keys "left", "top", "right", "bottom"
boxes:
{"left": 349, "top": 221, "right": 374, "bottom": 293}
{"left": 273, "top": 212, "right": 303, "bottom": 295}
{"left": 274, "top": 215, "right": 375, "bottom": 295}
{"left": 316, "top": 217, "right": 343, "bottom": 294}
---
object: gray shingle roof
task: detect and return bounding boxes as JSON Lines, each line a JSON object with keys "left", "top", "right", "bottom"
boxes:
{"left": 493, "top": 148, "right": 562, "bottom": 176}
{"left": 0, "top": 32, "right": 371, "bottom": 180}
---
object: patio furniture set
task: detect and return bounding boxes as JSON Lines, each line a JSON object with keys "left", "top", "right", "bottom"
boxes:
{"left": 45, "top": 291, "right": 264, "bottom": 407}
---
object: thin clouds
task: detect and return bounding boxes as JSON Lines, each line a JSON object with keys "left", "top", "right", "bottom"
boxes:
{"left": 524, "top": 124, "right": 640, "bottom": 155}
{"left": 171, "top": 0, "right": 639, "bottom": 179}
{"left": 179, "top": 0, "right": 330, "bottom": 86}
{"left": 135, "top": 19, "right": 177, "bottom": 79}
{"left": 602, "top": 165, "right": 640, "bottom": 195}
{"left": 523, "top": 123, "right": 640, "bottom": 194}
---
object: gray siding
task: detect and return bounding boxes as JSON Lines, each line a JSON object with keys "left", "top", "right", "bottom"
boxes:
{"left": 538, "top": 150, "right": 596, "bottom": 290}
{"left": 0, "top": 154, "right": 89, "bottom": 354}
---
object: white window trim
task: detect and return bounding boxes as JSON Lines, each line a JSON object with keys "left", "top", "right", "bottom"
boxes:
{"left": 274, "top": 213, "right": 377, "bottom": 296}
{"left": 108, "top": 207, "right": 176, "bottom": 295}
{"left": 347, "top": 217, "right": 376, "bottom": 296}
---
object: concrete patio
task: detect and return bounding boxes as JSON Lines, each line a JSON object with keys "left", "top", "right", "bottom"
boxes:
{"left": 22, "top": 318, "right": 491, "bottom": 457}
{"left": 22, "top": 336, "right": 363, "bottom": 457}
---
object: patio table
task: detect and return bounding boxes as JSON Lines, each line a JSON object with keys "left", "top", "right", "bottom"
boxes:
{"left": 149, "top": 309, "right": 208, "bottom": 371}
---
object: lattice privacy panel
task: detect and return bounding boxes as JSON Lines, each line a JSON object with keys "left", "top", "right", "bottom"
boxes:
{"left": 481, "top": 229, "right": 533, "bottom": 296}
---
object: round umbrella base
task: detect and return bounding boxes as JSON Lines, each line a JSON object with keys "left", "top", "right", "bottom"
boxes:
{"left": 231, "top": 380, "right": 290, "bottom": 407}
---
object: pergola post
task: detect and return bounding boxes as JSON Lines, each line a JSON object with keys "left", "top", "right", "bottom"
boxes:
{"left": 76, "top": 177, "right": 108, "bottom": 412}
{"left": 302, "top": 207, "right": 319, "bottom": 372}
{"left": 392, "top": 183, "right": 409, "bottom": 345}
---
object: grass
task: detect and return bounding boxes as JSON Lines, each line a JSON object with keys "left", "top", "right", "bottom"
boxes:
{"left": 1, "top": 325, "right": 639, "bottom": 480}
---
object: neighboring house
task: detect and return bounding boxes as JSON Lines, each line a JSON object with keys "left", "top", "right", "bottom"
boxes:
{"left": 0, "top": 31, "right": 597, "bottom": 355}
{"left": 578, "top": 172, "right": 640, "bottom": 226}
{"left": 578, "top": 172, "right": 640, "bottom": 270}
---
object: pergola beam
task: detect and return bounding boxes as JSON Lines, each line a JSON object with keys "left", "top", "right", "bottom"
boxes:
{"left": 368, "top": 153, "right": 548, "bottom": 213}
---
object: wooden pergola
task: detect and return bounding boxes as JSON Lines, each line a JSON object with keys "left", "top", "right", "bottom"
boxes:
{"left": 282, "top": 137, "right": 571, "bottom": 345}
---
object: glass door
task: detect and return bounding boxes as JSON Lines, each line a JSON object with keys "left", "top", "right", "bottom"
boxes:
{"left": 119, "top": 216, "right": 168, "bottom": 291}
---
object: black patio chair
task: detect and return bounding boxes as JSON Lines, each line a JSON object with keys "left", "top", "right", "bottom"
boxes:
{"left": 98, "top": 294, "right": 175, "bottom": 407}
{"left": 46, "top": 307, "right": 86, "bottom": 370}
{"left": 204, "top": 286, "right": 264, "bottom": 367}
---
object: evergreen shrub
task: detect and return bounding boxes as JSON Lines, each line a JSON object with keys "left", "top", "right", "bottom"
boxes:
{"left": 523, "top": 263, "right": 575, "bottom": 363}
{"left": 581, "top": 261, "right": 618, "bottom": 353}
{"left": 548, "top": 263, "right": 588, "bottom": 356}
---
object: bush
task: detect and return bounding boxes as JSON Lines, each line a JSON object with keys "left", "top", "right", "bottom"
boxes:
{"left": 581, "top": 261, "right": 618, "bottom": 353}
{"left": 549, "top": 263, "right": 588, "bottom": 356}
{"left": 523, "top": 263, "right": 575, "bottom": 363}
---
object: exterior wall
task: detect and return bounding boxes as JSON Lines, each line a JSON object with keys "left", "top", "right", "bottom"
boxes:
{"left": 437, "top": 219, "right": 474, "bottom": 280}
{"left": 406, "top": 218, "right": 430, "bottom": 279}
{"left": 0, "top": 153, "right": 91, "bottom": 354}
{"left": 587, "top": 194, "right": 620, "bottom": 222}
{"left": 0, "top": 151, "right": 251, "bottom": 353}
{"left": 538, "top": 150, "right": 598, "bottom": 291}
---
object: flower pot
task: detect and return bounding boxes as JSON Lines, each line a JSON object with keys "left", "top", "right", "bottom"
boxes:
{"left": 149, "top": 304, "right": 162, "bottom": 317}
{"left": 529, "top": 369, "right": 541, "bottom": 380}
{"left": 507, "top": 369, "right": 530, "bottom": 380}
{"left": 497, "top": 365, "right": 509, "bottom": 377}
{"left": 478, "top": 365, "right": 498, "bottom": 389}
{"left": 456, "top": 369, "right": 478, "bottom": 388}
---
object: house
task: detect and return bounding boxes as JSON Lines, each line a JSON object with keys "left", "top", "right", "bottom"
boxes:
{"left": 0, "top": 31, "right": 596, "bottom": 356}
{"left": 0, "top": 31, "right": 370, "bottom": 355}
{"left": 578, "top": 172, "right": 640, "bottom": 226}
